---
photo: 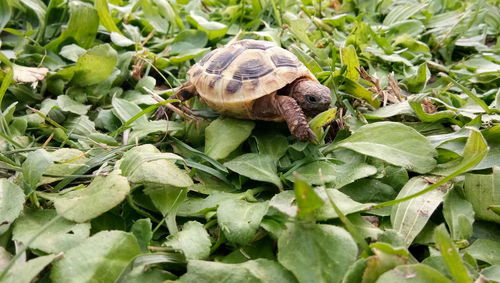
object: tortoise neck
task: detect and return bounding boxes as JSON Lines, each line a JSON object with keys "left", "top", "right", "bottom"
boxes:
{"left": 277, "top": 77, "right": 309, "bottom": 97}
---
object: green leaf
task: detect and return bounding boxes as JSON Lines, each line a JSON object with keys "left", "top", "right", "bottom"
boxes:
{"left": 465, "top": 239, "right": 500, "bottom": 266}
{"left": 22, "top": 149, "right": 54, "bottom": 193}
{"left": 57, "top": 95, "right": 90, "bottom": 115}
{"left": 376, "top": 264, "right": 452, "bottom": 283}
{"left": 121, "top": 144, "right": 193, "bottom": 188}
{"left": 278, "top": 223, "right": 357, "bottom": 283}
{"left": 433, "top": 224, "right": 472, "bottom": 283}
{"left": 288, "top": 44, "right": 323, "bottom": 74}
{"left": 288, "top": 159, "right": 377, "bottom": 187}
{"left": 205, "top": 117, "right": 255, "bottom": 160}
{"left": 409, "top": 96, "right": 456, "bottom": 122}
{"left": 340, "top": 77, "right": 381, "bottom": 108}
{"left": 391, "top": 177, "right": 450, "bottom": 246}
{"left": 224, "top": 153, "right": 282, "bottom": 189}
{"left": 433, "top": 128, "right": 489, "bottom": 176}
{"left": 364, "top": 101, "right": 414, "bottom": 119}
{"left": 341, "top": 45, "right": 360, "bottom": 81}
{"left": 177, "top": 191, "right": 247, "bottom": 217}
{"left": 362, "top": 242, "right": 410, "bottom": 283}
{"left": 270, "top": 188, "right": 371, "bottom": 220}
{"left": 164, "top": 221, "right": 211, "bottom": 260}
{"left": 2, "top": 254, "right": 57, "bottom": 283}
{"left": 187, "top": 11, "right": 228, "bottom": 40}
{"left": 293, "top": 178, "right": 323, "bottom": 221}
{"left": 0, "top": 179, "right": 24, "bottom": 235}
{"left": 462, "top": 167, "right": 500, "bottom": 223}
{"left": 111, "top": 97, "right": 148, "bottom": 126}
{"left": 443, "top": 189, "right": 474, "bottom": 240}
{"left": 179, "top": 259, "right": 296, "bottom": 283}
{"left": 46, "top": 1, "right": 99, "bottom": 51}
{"left": 254, "top": 133, "right": 289, "bottom": 159}
{"left": 94, "top": 0, "right": 121, "bottom": 34}
{"left": 131, "top": 218, "right": 153, "bottom": 253}
{"left": 0, "top": 0, "right": 11, "bottom": 31}
{"left": 402, "top": 63, "right": 430, "bottom": 93}
{"left": 12, "top": 208, "right": 90, "bottom": 253}
{"left": 217, "top": 199, "right": 268, "bottom": 245}
{"left": 144, "top": 185, "right": 188, "bottom": 234}
{"left": 55, "top": 44, "right": 118, "bottom": 87}
{"left": 308, "top": 108, "right": 337, "bottom": 139}
{"left": 326, "top": 122, "right": 437, "bottom": 173}
{"left": 170, "top": 30, "right": 208, "bottom": 55}
{"left": 38, "top": 172, "right": 130, "bottom": 222}
{"left": 51, "top": 231, "right": 141, "bottom": 283}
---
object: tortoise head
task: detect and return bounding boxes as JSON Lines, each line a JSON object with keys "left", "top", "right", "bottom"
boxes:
{"left": 290, "top": 78, "right": 331, "bottom": 116}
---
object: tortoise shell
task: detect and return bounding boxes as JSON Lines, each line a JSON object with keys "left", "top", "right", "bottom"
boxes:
{"left": 187, "top": 39, "right": 316, "bottom": 120}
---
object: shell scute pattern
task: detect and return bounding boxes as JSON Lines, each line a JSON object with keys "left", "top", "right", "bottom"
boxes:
{"left": 187, "top": 39, "right": 315, "bottom": 117}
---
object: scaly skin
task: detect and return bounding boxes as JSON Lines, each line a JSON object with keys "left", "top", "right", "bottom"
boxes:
{"left": 275, "top": 95, "right": 317, "bottom": 142}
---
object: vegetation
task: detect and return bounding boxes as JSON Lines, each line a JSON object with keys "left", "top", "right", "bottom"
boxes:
{"left": 0, "top": 0, "right": 499, "bottom": 282}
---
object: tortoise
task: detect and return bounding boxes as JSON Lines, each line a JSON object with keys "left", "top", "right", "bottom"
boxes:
{"left": 176, "top": 39, "right": 331, "bottom": 141}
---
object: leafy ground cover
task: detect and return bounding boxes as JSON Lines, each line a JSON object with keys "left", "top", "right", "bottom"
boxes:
{"left": 0, "top": 0, "right": 499, "bottom": 282}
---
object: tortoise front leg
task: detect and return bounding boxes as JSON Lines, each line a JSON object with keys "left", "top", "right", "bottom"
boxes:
{"left": 155, "top": 81, "right": 198, "bottom": 120}
{"left": 275, "top": 95, "right": 317, "bottom": 142}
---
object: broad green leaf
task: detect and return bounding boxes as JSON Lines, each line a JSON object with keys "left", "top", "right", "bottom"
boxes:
{"left": 409, "top": 98, "right": 456, "bottom": 122}
{"left": 59, "top": 44, "right": 86, "bottom": 62}
{"left": 481, "top": 265, "right": 500, "bottom": 281}
{"left": 51, "top": 231, "right": 141, "bottom": 283}
{"left": 382, "top": 3, "right": 428, "bottom": 26}
{"left": 402, "top": 63, "right": 430, "bottom": 93}
{"left": 46, "top": 1, "right": 99, "bottom": 51}
{"left": 254, "top": 133, "right": 288, "bottom": 159}
{"left": 217, "top": 199, "right": 268, "bottom": 245}
{"left": 0, "top": 0, "right": 11, "bottom": 31}
{"left": 110, "top": 32, "right": 135, "bottom": 47}
{"left": 362, "top": 242, "right": 409, "bottom": 283}
{"left": 57, "top": 95, "right": 90, "bottom": 115}
{"left": 465, "top": 239, "right": 500, "bottom": 266}
{"left": 293, "top": 178, "right": 323, "bottom": 221}
{"left": 131, "top": 218, "right": 153, "bottom": 253}
{"left": 391, "top": 177, "right": 450, "bottom": 246}
{"left": 164, "top": 221, "right": 211, "bottom": 260}
{"left": 462, "top": 167, "right": 500, "bottom": 223}
{"left": 0, "top": 179, "right": 24, "bottom": 235}
{"left": 39, "top": 172, "right": 130, "bottom": 222}
{"left": 12, "top": 208, "right": 90, "bottom": 253}
{"left": 129, "top": 120, "right": 184, "bottom": 142}
{"left": 144, "top": 185, "right": 188, "bottom": 234}
{"left": 224, "top": 153, "right": 282, "bottom": 189}
{"left": 375, "top": 264, "right": 452, "bottom": 283}
{"left": 270, "top": 188, "right": 371, "bottom": 220}
{"left": 94, "top": 0, "right": 121, "bottom": 33}
{"left": 2, "top": 254, "right": 56, "bottom": 283}
{"left": 433, "top": 224, "right": 472, "bottom": 283}
{"left": 309, "top": 108, "right": 337, "bottom": 139}
{"left": 443, "top": 189, "right": 474, "bottom": 240}
{"left": 341, "top": 45, "right": 360, "bottom": 82}
{"left": 177, "top": 191, "right": 247, "bottom": 217}
{"left": 56, "top": 44, "right": 118, "bottom": 87}
{"left": 170, "top": 30, "right": 208, "bottom": 55}
{"left": 364, "top": 101, "right": 414, "bottom": 119}
{"left": 111, "top": 97, "right": 148, "bottom": 126}
{"left": 179, "top": 259, "right": 296, "bottom": 283}
{"left": 187, "top": 11, "right": 227, "bottom": 40}
{"left": 22, "top": 149, "right": 54, "bottom": 193}
{"left": 289, "top": 44, "right": 323, "bottom": 73}
{"left": 278, "top": 223, "right": 357, "bottom": 283}
{"left": 326, "top": 122, "right": 437, "bottom": 173}
{"left": 120, "top": 144, "right": 193, "bottom": 188}
{"left": 205, "top": 117, "right": 255, "bottom": 160}
{"left": 115, "top": 254, "right": 180, "bottom": 282}
{"left": 340, "top": 77, "right": 380, "bottom": 108}
{"left": 288, "top": 159, "right": 377, "bottom": 187}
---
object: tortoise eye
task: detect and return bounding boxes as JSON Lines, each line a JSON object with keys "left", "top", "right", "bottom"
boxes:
{"left": 305, "top": 95, "right": 317, "bottom": 103}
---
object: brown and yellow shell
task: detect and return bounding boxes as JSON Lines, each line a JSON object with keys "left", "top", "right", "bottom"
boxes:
{"left": 187, "top": 39, "right": 315, "bottom": 119}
